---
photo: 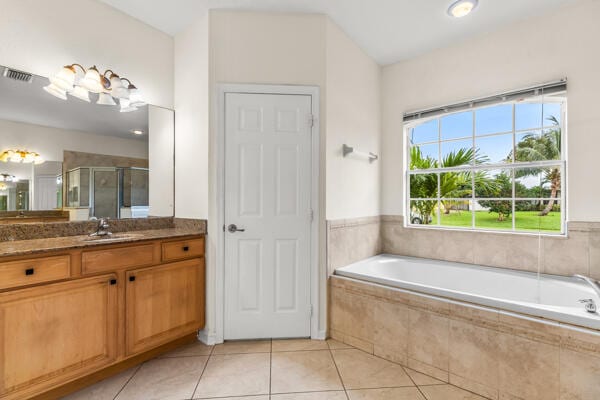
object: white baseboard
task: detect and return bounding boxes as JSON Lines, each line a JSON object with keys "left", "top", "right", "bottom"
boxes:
{"left": 312, "top": 329, "right": 327, "bottom": 340}
{"left": 197, "top": 329, "right": 220, "bottom": 345}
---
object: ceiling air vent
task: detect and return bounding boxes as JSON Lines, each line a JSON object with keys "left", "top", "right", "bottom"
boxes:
{"left": 3, "top": 67, "right": 33, "bottom": 83}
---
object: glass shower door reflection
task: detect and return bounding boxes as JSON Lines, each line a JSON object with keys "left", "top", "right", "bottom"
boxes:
{"left": 92, "top": 169, "right": 118, "bottom": 219}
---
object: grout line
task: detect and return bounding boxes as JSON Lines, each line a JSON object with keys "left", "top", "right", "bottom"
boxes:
{"left": 328, "top": 347, "right": 350, "bottom": 400}
{"left": 400, "top": 365, "right": 429, "bottom": 400}
{"left": 189, "top": 352, "right": 213, "bottom": 400}
{"left": 112, "top": 363, "right": 143, "bottom": 400}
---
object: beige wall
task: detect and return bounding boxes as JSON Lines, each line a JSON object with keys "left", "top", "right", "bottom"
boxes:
{"left": 0, "top": 0, "right": 174, "bottom": 108}
{"left": 149, "top": 106, "right": 175, "bottom": 217}
{"left": 174, "top": 12, "right": 210, "bottom": 220}
{"left": 326, "top": 20, "right": 381, "bottom": 220}
{"left": 381, "top": 0, "right": 600, "bottom": 222}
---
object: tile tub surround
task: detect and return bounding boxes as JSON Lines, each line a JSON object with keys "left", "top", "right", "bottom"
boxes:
{"left": 0, "top": 217, "right": 207, "bottom": 241}
{"left": 329, "top": 275, "right": 600, "bottom": 400}
{"left": 381, "top": 215, "right": 600, "bottom": 279}
{"left": 63, "top": 338, "right": 487, "bottom": 400}
{"left": 327, "top": 216, "right": 382, "bottom": 276}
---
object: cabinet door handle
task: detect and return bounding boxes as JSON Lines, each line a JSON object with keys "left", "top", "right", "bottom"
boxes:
{"left": 25, "top": 268, "right": 35, "bottom": 276}
{"left": 129, "top": 276, "right": 136, "bottom": 282}
{"left": 183, "top": 246, "right": 190, "bottom": 252}
{"left": 110, "top": 279, "right": 117, "bottom": 285}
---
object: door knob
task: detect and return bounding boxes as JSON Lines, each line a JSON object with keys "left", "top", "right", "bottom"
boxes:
{"left": 228, "top": 224, "right": 246, "bottom": 233}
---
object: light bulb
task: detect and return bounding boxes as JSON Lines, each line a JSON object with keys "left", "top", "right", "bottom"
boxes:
{"left": 127, "top": 85, "right": 146, "bottom": 107}
{"left": 79, "top": 66, "right": 104, "bottom": 93}
{"left": 447, "top": 0, "right": 478, "bottom": 18}
{"left": 43, "top": 83, "right": 68, "bottom": 100}
{"left": 10, "top": 151, "right": 23, "bottom": 163}
{"left": 49, "top": 65, "right": 76, "bottom": 91}
{"left": 119, "top": 98, "right": 138, "bottom": 113}
{"left": 110, "top": 74, "right": 129, "bottom": 99}
{"left": 69, "top": 85, "right": 91, "bottom": 102}
{"left": 97, "top": 92, "right": 117, "bottom": 106}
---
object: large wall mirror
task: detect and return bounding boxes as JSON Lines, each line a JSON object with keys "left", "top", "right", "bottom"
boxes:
{"left": 0, "top": 65, "right": 174, "bottom": 222}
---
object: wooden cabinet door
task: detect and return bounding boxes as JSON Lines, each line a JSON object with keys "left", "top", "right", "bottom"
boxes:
{"left": 126, "top": 258, "right": 204, "bottom": 355}
{"left": 0, "top": 275, "right": 118, "bottom": 399}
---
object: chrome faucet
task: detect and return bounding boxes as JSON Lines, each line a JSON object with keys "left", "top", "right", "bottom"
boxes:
{"left": 573, "top": 274, "right": 600, "bottom": 313}
{"left": 90, "top": 218, "right": 112, "bottom": 237}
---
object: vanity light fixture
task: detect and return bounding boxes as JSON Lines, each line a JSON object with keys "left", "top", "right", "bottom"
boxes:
{"left": 447, "top": 0, "right": 478, "bottom": 18}
{"left": 43, "top": 64, "right": 146, "bottom": 109}
{"left": 0, "top": 150, "right": 44, "bottom": 165}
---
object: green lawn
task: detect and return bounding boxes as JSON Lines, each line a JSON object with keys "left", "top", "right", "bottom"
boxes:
{"left": 438, "top": 210, "right": 561, "bottom": 232}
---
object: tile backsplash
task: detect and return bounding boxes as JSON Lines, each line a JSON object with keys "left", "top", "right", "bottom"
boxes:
{"left": 0, "top": 217, "right": 207, "bottom": 241}
{"left": 327, "top": 216, "right": 382, "bottom": 276}
{"left": 327, "top": 214, "right": 600, "bottom": 279}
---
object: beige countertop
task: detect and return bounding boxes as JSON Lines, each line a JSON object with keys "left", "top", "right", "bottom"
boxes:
{"left": 0, "top": 228, "right": 204, "bottom": 258}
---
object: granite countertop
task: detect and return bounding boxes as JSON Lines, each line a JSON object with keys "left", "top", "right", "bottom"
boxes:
{"left": 0, "top": 228, "right": 204, "bottom": 258}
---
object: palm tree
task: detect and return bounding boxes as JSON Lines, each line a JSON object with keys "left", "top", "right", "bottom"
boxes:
{"left": 511, "top": 115, "right": 561, "bottom": 216}
{"left": 409, "top": 146, "right": 489, "bottom": 223}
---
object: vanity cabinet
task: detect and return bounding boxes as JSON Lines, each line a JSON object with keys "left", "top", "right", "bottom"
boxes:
{"left": 126, "top": 259, "right": 205, "bottom": 355}
{"left": 0, "top": 274, "right": 118, "bottom": 399}
{"left": 0, "top": 255, "right": 71, "bottom": 290}
{"left": 0, "top": 234, "right": 205, "bottom": 400}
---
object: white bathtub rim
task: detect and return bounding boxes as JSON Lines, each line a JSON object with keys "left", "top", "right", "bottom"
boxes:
{"left": 334, "top": 255, "right": 600, "bottom": 332}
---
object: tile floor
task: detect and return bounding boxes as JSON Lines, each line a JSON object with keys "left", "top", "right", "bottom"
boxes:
{"left": 62, "top": 339, "right": 487, "bottom": 400}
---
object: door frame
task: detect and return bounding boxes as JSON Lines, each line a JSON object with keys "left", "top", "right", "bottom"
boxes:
{"left": 215, "top": 83, "right": 321, "bottom": 342}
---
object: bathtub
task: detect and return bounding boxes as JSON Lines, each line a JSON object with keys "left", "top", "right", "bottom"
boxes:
{"left": 335, "top": 254, "right": 600, "bottom": 331}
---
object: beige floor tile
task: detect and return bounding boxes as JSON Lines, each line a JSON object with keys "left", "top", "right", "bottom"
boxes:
{"left": 271, "top": 392, "right": 347, "bottom": 400}
{"left": 116, "top": 357, "right": 207, "bottom": 400}
{"left": 404, "top": 368, "right": 445, "bottom": 386}
{"left": 194, "top": 353, "right": 270, "bottom": 398}
{"left": 208, "top": 397, "right": 269, "bottom": 400}
{"left": 418, "top": 384, "right": 487, "bottom": 400}
{"left": 327, "top": 339, "right": 353, "bottom": 350}
{"left": 212, "top": 339, "right": 271, "bottom": 354}
{"left": 159, "top": 340, "right": 213, "bottom": 358}
{"left": 61, "top": 367, "right": 138, "bottom": 400}
{"left": 347, "top": 387, "right": 426, "bottom": 400}
{"left": 271, "top": 350, "right": 343, "bottom": 393}
{"left": 272, "top": 338, "right": 329, "bottom": 352}
{"left": 332, "top": 349, "right": 413, "bottom": 389}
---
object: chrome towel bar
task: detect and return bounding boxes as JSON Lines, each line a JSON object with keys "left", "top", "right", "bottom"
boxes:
{"left": 342, "top": 144, "right": 378, "bottom": 163}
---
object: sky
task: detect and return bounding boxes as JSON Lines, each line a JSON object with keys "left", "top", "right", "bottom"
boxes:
{"left": 411, "top": 102, "right": 562, "bottom": 166}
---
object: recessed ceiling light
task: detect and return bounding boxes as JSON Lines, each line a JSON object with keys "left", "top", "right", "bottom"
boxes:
{"left": 131, "top": 129, "right": 144, "bottom": 135}
{"left": 448, "top": 0, "right": 478, "bottom": 18}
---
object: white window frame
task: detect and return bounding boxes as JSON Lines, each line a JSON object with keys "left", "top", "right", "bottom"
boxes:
{"left": 404, "top": 98, "right": 567, "bottom": 236}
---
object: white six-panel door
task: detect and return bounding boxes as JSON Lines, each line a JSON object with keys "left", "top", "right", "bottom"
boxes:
{"left": 224, "top": 93, "right": 313, "bottom": 340}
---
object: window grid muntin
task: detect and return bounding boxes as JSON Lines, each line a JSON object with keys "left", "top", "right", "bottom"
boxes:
{"left": 406, "top": 100, "right": 565, "bottom": 235}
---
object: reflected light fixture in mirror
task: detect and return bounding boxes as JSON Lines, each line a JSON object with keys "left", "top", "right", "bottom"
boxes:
{"left": 43, "top": 64, "right": 146, "bottom": 109}
{"left": 0, "top": 150, "right": 44, "bottom": 164}
{"left": 0, "top": 173, "right": 17, "bottom": 182}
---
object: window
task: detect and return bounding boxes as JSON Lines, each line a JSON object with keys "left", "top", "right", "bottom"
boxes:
{"left": 405, "top": 84, "right": 566, "bottom": 234}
